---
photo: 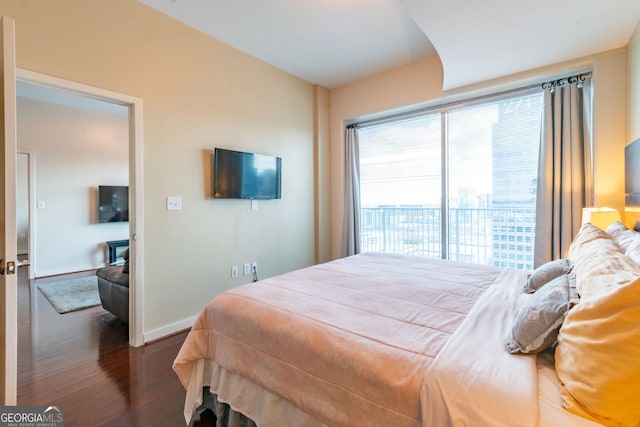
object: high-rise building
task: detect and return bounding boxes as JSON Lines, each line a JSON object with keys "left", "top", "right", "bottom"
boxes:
{"left": 490, "top": 95, "right": 543, "bottom": 269}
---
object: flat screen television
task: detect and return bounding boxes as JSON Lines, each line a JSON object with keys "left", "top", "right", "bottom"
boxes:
{"left": 213, "top": 148, "right": 282, "bottom": 199}
{"left": 98, "top": 185, "right": 129, "bottom": 223}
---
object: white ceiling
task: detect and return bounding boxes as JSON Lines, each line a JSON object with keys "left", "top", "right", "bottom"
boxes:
{"left": 139, "top": 1, "right": 640, "bottom": 90}
{"left": 137, "top": 0, "right": 435, "bottom": 89}
{"left": 402, "top": 0, "right": 640, "bottom": 90}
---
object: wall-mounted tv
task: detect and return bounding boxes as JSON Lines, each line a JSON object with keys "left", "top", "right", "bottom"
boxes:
{"left": 98, "top": 185, "right": 129, "bottom": 223}
{"left": 213, "top": 148, "right": 282, "bottom": 200}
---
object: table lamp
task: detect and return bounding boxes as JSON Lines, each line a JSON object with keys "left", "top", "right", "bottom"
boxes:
{"left": 581, "top": 207, "right": 620, "bottom": 231}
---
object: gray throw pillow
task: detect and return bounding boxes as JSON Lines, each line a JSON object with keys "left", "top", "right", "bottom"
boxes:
{"left": 506, "top": 274, "right": 571, "bottom": 354}
{"left": 523, "top": 258, "right": 572, "bottom": 293}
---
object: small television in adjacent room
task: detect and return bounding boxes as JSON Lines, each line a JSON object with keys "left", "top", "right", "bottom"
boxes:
{"left": 98, "top": 185, "right": 129, "bottom": 223}
{"left": 213, "top": 148, "right": 282, "bottom": 199}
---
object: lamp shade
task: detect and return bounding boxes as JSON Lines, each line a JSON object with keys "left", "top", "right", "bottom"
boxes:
{"left": 582, "top": 207, "right": 620, "bottom": 231}
{"left": 624, "top": 207, "right": 640, "bottom": 231}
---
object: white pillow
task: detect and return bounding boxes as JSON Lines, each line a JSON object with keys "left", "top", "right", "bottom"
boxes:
{"left": 605, "top": 220, "right": 638, "bottom": 250}
{"left": 625, "top": 235, "right": 640, "bottom": 265}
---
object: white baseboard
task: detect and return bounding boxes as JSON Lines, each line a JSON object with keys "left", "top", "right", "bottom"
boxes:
{"left": 143, "top": 315, "right": 197, "bottom": 343}
{"left": 35, "top": 263, "right": 103, "bottom": 278}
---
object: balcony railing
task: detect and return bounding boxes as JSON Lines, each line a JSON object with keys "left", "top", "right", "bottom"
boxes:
{"left": 360, "top": 206, "right": 536, "bottom": 270}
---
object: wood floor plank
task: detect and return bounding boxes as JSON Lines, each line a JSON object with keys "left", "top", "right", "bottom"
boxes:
{"left": 16, "top": 266, "right": 209, "bottom": 426}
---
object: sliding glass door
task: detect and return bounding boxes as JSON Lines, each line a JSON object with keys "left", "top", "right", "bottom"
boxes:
{"left": 358, "top": 90, "right": 543, "bottom": 270}
{"left": 359, "top": 114, "right": 442, "bottom": 257}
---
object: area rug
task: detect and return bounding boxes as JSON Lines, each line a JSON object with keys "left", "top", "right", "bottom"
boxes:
{"left": 37, "top": 276, "right": 101, "bottom": 314}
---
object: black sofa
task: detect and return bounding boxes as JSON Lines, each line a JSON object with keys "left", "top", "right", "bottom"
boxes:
{"left": 95, "top": 249, "right": 129, "bottom": 323}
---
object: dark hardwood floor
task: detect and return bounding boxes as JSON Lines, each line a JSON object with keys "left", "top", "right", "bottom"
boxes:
{"left": 17, "top": 264, "right": 205, "bottom": 426}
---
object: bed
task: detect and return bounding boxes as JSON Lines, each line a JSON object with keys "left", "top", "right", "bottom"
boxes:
{"left": 173, "top": 223, "right": 640, "bottom": 427}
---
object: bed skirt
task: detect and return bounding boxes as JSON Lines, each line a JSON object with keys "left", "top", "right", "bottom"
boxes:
{"left": 189, "top": 387, "right": 257, "bottom": 427}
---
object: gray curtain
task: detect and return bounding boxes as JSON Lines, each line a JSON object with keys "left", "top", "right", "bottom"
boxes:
{"left": 342, "top": 125, "right": 361, "bottom": 257}
{"left": 534, "top": 75, "right": 592, "bottom": 267}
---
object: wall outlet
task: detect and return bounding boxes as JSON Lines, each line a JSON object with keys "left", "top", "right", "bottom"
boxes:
{"left": 243, "top": 263, "right": 251, "bottom": 275}
{"left": 167, "top": 196, "right": 182, "bottom": 211}
{"left": 231, "top": 265, "right": 239, "bottom": 278}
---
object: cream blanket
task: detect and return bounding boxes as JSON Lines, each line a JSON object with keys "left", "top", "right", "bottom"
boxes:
{"left": 174, "top": 253, "right": 526, "bottom": 426}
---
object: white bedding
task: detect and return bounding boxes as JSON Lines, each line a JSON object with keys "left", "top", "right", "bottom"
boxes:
{"left": 421, "top": 267, "right": 538, "bottom": 426}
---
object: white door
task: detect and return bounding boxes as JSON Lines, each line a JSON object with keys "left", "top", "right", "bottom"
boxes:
{"left": 0, "top": 16, "right": 18, "bottom": 405}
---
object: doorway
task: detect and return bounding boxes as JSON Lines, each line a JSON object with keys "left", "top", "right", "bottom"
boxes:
{"left": 15, "top": 69, "right": 144, "bottom": 347}
{"left": 16, "top": 152, "right": 31, "bottom": 268}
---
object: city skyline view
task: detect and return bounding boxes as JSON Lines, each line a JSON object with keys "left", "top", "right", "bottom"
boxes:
{"left": 357, "top": 91, "right": 543, "bottom": 270}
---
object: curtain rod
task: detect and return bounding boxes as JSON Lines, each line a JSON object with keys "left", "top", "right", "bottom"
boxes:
{"left": 349, "top": 71, "right": 592, "bottom": 129}
{"left": 542, "top": 72, "right": 592, "bottom": 92}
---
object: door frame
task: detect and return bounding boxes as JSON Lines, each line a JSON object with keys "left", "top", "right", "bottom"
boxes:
{"left": 16, "top": 150, "right": 34, "bottom": 279}
{"left": 16, "top": 69, "right": 145, "bottom": 347}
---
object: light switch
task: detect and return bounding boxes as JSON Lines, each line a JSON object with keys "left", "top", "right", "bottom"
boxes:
{"left": 37, "top": 200, "right": 46, "bottom": 209}
{"left": 251, "top": 199, "right": 258, "bottom": 211}
{"left": 166, "top": 196, "right": 182, "bottom": 211}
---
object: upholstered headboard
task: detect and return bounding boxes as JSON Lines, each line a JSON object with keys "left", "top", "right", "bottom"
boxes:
{"left": 625, "top": 138, "right": 640, "bottom": 206}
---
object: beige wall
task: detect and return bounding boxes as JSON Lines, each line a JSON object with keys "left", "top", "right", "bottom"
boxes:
{"left": 591, "top": 49, "right": 627, "bottom": 208}
{"left": 628, "top": 20, "right": 640, "bottom": 143}
{"left": 328, "top": 51, "right": 628, "bottom": 260}
{"left": 0, "top": 0, "right": 319, "bottom": 336}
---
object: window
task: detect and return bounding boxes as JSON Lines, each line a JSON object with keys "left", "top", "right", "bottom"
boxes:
{"left": 358, "top": 90, "right": 543, "bottom": 270}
